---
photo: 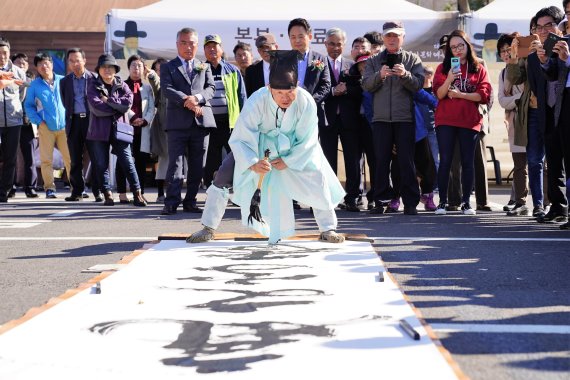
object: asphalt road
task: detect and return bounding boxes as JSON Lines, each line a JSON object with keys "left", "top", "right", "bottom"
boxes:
{"left": 0, "top": 185, "right": 568, "bottom": 380}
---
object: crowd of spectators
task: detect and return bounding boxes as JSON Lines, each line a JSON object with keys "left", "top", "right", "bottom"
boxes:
{"left": 0, "top": 4, "right": 568, "bottom": 231}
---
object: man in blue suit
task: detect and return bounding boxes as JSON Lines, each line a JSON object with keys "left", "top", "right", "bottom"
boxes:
{"left": 161, "top": 27, "right": 216, "bottom": 215}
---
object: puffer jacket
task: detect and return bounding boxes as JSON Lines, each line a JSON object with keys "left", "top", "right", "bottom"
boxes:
{"left": 361, "top": 49, "right": 424, "bottom": 123}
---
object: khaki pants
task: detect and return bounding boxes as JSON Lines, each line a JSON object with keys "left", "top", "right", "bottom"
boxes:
{"left": 38, "top": 123, "right": 71, "bottom": 191}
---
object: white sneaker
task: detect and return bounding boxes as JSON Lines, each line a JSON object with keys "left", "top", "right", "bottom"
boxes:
{"left": 461, "top": 203, "right": 476, "bottom": 215}
{"left": 435, "top": 203, "right": 447, "bottom": 215}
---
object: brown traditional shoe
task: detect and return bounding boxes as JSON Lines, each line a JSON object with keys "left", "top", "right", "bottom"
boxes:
{"left": 319, "top": 230, "right": 345, "bottom": 243}
{"left": 187, "top": 226, "right": 215, "bottom": 243}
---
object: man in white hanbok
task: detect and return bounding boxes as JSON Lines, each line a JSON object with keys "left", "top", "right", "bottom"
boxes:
{"left": 188, "top": 50, "right": 345, "bottom": 244}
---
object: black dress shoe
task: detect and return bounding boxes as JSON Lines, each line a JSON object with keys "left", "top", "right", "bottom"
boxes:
{"left": 182, "top": 204, "right": 202, "bottom": 213}
{"left": 537, "top": 209, "right": 568, "bottom": 223}
{"left": 404, "top": 206, "right": 418, "bottom": 215}
{"left": 65, "top": 194, "right": 83, "bottom": 201}
{"left": 25, "top": 189, "right": 38, "bottom": 198}
{"left": 345, "top": 201, "right": 360, "bottom": 212}
{"left": 369, "top": 205, "right": 385, "bottom": 214}
{"left": 7, "top": 187, "right": 16, "bottom": 198}
{"left": 94, "top": 194, "right": 103, "bottom": 202}
{"left": 161, "top": 205, "right": 177, "bottom": 215}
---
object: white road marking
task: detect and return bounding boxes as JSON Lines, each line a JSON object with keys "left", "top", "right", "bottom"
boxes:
{"left": 49, "top": 210, "right": 86, "bottom": 217}
{"left": 0, "top": 237, "right": 153, "bottom": 241}
{"left": 371, "top": 237, "right": 570, "bottom": 242}
{"left": 0, "top": 236, "right": 568, "bottom": 242}
{"left": 0, "top": 222, "right": 43, "bottom": 229}
{"left": 431, "top": 323, "right": 570, "bottom": 335}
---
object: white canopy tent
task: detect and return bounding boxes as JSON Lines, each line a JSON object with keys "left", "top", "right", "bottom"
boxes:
{"left": 106, "top": 0, "right": 458, "bottom": 62}
{"left": 467, "top": 0, "right": 563, "bottom": 63}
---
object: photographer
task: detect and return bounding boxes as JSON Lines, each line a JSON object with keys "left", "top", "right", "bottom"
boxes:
{"left": 497, "top": 33, "right": 529, "bottom": 216}
{"left": 508, "top": 7, "right": 566, "bottom": 222}
{"left": 362, "top": 20, "right": 424, "bottom": 215}
{"left": 432, "top": 30, "right": 491, "bottom": 216}
{"left": 537, "top": 8, "right": 570, "bottom": 228}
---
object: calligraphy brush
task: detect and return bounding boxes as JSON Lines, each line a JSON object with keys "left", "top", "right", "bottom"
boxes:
{"left": 248, "top": 149, "right": 271, "bottom": 225}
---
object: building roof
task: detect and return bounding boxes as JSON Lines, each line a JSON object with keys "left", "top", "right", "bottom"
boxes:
{"left": 0, "top": 0, "right": 158, "bottom": 32}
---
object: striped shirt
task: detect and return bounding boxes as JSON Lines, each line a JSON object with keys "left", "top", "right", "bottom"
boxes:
{"left": 209, "top": 63, "right": 228, "bottom": 115}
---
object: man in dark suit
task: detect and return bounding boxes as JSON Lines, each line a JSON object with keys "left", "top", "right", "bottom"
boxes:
{"left": 288, "top": 18, "right": 331, "bottom": 209}
{"left": 288, "top": 18, "right": 330, "bottom": 130}
{"left": 322, "top": 28, "right": 362, "bottom": 212}
{"left": 538, "top": 16, "right": 570, "bottom": 227}
{"left": 507, "top": 7, "right": 565, "bottom": 220}
{"left": 160, "top": 27, "right": 216, "bottom": 215}
{"left": 245, "top": 33, "right": 278, "bottom": 97}
{"left": 60, "top": 48, "right": 101, "bottom": 202}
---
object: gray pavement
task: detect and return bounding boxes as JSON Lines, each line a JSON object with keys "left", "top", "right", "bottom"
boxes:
{"left": 0, "top": 184, "right": 568, "bottom": 380}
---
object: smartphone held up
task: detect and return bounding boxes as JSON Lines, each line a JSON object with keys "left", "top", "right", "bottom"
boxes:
{"left": 450, "top": 57, "right": 460, "bottom": 74}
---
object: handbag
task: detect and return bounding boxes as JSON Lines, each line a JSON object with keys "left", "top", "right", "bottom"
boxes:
{"left": 115, "top": 120, "right": 134, "bottom": 144}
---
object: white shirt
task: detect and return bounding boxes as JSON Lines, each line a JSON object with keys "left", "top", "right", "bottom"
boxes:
{"left": 327, "top": 56, "right": 342, "bottom": 78}
{"left": 262, "top": 60, "right": 270, "bottom": 85}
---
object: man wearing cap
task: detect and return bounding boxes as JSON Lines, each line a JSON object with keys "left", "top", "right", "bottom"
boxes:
{"left": 160, "top": 27, "right": 216, "bottom": 215}
{"left": 187, "top": 50, "right": 345, "bottom": 244}
{"left": 24, "top": 53, "right": 71, "bottom": 199}
{"left": 202, "top": 34, "right": 247, "bottom": 189}
{"left": 322, "top": 27, "right": 362, "bottom": 212}
{"left": 245, "top": 33, "right": 279, "bottom": 97}
{"left": 362, "top": 20, "right": 424, "bottom": 215}
{"left": 113, "top": 21, "right": 149, "bottom": 60}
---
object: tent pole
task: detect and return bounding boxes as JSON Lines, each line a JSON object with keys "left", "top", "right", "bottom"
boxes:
{"left": 105, "top": 12, "right": 112, "bottom": 55}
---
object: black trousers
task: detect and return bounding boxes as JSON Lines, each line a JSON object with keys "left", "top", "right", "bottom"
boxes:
{"left": 545, "top": 105, "right": 568, "bottom": 213}
{"left": 390, "top": 137, "right": 436, "bottom": 197}
{"left": 320, "top": 114, "right": 362, "bottom": 201}
{"left": 68, "top": 115, "right": 100, "bottom": 196}
{"left": 203, "top": 113, "right": 231, "bottom": 188}
{"left": 17, "top": 123, "right": 37, "bottom": 191}
{"left": 116, "top": 131, "right": 149, "bottom": 194}
{"left": 165, "top": 127, "right": 209, "bottom": 208}
{"left": 554, "top": 89, "right": 570, "bottom": 211}
{"left": 448, "top": 131, "right": 488, "bottom": 206}
{"left": 0, "top": 125, "right": 21, "bottom": 197}
{"left": 372, "top": 121, "right": 419, "bottom": 207}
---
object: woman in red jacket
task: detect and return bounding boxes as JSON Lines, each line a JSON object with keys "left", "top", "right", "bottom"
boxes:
{"left": 433, "top": 30, "right": 492, "bottom": 215}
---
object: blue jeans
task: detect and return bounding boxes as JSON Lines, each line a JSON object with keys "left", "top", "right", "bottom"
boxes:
{"left": 90, "top": 137, "right": 139, "bottom": 193}
{"left": 436, "top": 125, "right": 478, "bottom": 205}
{"left": 427, "top": 129, "right": 439, "bottom": 174}
{"left": 526, "top": 108, "right": 545, "bottom": 207}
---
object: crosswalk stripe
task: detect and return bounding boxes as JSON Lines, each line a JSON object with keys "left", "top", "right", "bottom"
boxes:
{"left": 431, "top": 323, "right": 570, "bottom": 335}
